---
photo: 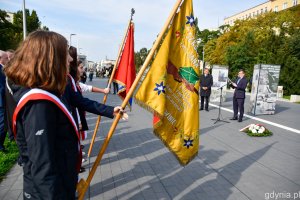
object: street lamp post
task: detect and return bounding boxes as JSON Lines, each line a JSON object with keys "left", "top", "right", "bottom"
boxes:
{"left": 22, "top": 0, "right": 27, "bottom": 40}
{"left": 70, "top": 33, "right": 76, "bottom": 46}
{"left": 202, "top": 46, "right": 205, "bottom": 71}
{"left": 196, "top": 38, "right": 205, "bottom": 73}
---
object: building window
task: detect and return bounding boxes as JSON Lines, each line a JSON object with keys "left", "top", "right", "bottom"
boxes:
{"left": 283, "top": 2, "right": 288, "bottom": 9}
{"left": 265, "top": 7, "right": 268, "bottom": 12}
{"left": 261, "top": 8, "right": 264, "bottom": 13}
{"left": 292, "top": 0, "right": 298, "bottom": 6}
{"left": 253, "top": 12, "right": 255, "bottom": 16}
{"left": 257, "top": 10, "right": 259, "bottom": 15}
{"left": 274, "top": 6, "right": 278, "bottom": 12}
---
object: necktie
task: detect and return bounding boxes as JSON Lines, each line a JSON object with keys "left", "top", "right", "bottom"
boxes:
{"left": 237, "top": 78, "right": 241, "bottom": 85}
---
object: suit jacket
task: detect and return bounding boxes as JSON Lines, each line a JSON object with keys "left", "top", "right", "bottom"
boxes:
{"left": 0, "top": 64, "right": 6, "bottom": 107}
{"left": 232, "top": 77, "right": 248, "bottom": 99}
{"left": 200, "top": 74, "right": 213, "bottom": 97}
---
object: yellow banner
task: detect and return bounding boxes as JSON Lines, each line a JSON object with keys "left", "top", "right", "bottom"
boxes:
{"left": 135, "top": 0, "right": 200, "bottom": 165}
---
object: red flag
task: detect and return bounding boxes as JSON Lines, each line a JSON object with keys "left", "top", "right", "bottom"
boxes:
{"left": 113, "top": 22, "right": 136, "bottom": 107}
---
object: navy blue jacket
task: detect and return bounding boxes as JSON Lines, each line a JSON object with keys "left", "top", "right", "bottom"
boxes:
{"left": 232, "top": 77, "right": 248, "bottom": 99}
{"left": 62, "top": 78, "right": 114, "bottom": 129}
{"left": 13, "top": 86, "right": 79, "bottom": 199}
{"left": 0, "top": 64, "right": 6, "bottom": 107}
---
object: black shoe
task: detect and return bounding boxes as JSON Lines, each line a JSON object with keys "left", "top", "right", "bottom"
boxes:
{"left": 79, "top": 167, "right": 86, "bottom": 173}
{"left": 238, "top": 119, "right": 243, "bottom": 122}
{"left": 200, "top": 108, "right": 204, "bottom": 110}
{"left": 17, "top": 156, "right": 23, "bottom": 166}
{"left": 80, "top": 145, "right": 85, "bottom": 149}
{"left": 205, "top": 109, "right": 209, "bottom": 112}
{"left": 230, "top": 117, "right": 238, "bottom": 120}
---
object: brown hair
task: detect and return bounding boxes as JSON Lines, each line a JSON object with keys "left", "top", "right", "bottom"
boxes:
{"left": 4, "top": 30, "right": 68, "bottom": 95}
{"left": 69, "top": 46, "right": 78, "bottom": 81}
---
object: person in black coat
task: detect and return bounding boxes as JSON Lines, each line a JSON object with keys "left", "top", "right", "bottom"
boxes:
{"left": 199, "top": 68, "right": 213, "bottom": 111}
{"left": 0, "top": 50, "right": 8, "bottom": 151}
{"left": 229, "top": 69, "right": 248, "bottom": 122}
{"left": 65, "top": 47, "right": 118, "bottom": 132}
{"left": 65, "top": 47, "right": 116, "bottom": 129}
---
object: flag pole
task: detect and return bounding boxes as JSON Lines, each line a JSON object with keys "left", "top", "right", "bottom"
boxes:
{"left": 87, "top": 11, "right": 134, "bottom": 158}
{"left": 77, "top": 0, "right": 184, "bottom": 199}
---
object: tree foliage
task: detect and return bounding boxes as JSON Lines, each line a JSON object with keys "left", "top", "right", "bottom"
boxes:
{"left": 134, "top": 47, "right": 149, "bottom": 72}
{"left": 202, "top": 5, "right": 300, "bottom": 95}
{"left": 0, "top": 9, "right": 48, "bottom": 50}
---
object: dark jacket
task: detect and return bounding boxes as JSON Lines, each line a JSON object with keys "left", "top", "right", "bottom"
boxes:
{"left": 76, "top": 85, "right": 88, "bottom": 131}
{"left": 232, "top": 77, "right": 248, "bottom": 99}
{"left": 5, "top": 79, "right": 18, "bottom": 140}
{"left": 80, "top": 71, "right": 87, "bottom": 84}
{"left": 0, "top": 64, "right": 6, "bottom": 107}
{"left": 62, "top": 77, "right": 114, "bottom": 130}
{"left": 13, "top": 85, "right": 79, "bottom": 200}
{"left": 200, "top": 74, "right": 213, "bottom": 97}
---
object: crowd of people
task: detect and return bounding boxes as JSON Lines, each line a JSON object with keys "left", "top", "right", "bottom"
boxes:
{"left": 1, "top": 30, "right": 125, "bottom": 199}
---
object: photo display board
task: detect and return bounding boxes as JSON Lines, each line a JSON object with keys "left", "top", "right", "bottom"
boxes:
{"left": 249, "top": 64, "right": 281, "bottom": 115}
{"left": 210, "top": 65, "right": 229, "bottom": 102}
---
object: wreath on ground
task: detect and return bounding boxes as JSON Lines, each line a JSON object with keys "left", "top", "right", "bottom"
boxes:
{"left": 240, "top": 124, "right": 273, "bottom": 137}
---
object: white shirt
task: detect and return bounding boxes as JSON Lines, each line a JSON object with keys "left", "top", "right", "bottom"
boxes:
{"left": 79, "top": 82, "right": 93, "bottom": 92}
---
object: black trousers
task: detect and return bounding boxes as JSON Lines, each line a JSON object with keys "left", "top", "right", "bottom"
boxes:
{"left": 200, "top": 96, "right": 209, "bottom": 110}
{"left": 113, "top": 82, "right": 118, "bottom": 94}
{"left": 0, "top": 107, "right": 6, "bottom": 150}
{"left": 233, "top": 96, "right": 245, "bottom": 120}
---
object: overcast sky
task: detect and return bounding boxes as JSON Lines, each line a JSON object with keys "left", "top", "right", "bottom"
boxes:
{"left": 1, "top": 0, "right": 265, "bottom": 62}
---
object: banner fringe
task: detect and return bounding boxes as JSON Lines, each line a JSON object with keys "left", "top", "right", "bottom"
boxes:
{"left": 134, "top": 98, "right": 164, "bottom": 119}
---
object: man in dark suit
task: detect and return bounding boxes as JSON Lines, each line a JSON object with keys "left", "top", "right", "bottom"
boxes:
{"left": 0, "top": 50, "right": 8, "bottom": 151}
{"left": 230, "top": 69, "right": 248, "bottom": 122}
{"left": 200, "top": 68, "right": 213, "bottom": 111}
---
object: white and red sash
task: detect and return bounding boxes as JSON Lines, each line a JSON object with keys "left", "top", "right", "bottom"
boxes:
{"left": 12, "top": 88, "right": 82, "bottom": 171}
{"left": 67, "top": 74, "right": 87, "bottom": 141}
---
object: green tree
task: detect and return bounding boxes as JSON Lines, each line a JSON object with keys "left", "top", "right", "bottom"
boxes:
{"left": 0, "top": 9, "right": 49, "bottom": 50}
{"left": 226, "top": 31, "right": 257, "bottom": 79}
{"left": 13, "top": 9, "right": 42, "bottom": 41}
{"left": 0, "top": 10, "right": 18, "bottom": 50}
{"left": 203, "top": 5, "right": 300, "bottom": 95}
{"left": 135, "top": 47, "right": 149, "bottom": 71}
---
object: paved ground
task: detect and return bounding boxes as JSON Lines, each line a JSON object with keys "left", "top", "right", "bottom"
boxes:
{"left": 1, "top": 78, "right": 300, "bottom": 200}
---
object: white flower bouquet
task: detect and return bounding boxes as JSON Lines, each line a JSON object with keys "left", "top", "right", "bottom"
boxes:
{"left": 240, "top": 124, "right": 272, "bottom": 137}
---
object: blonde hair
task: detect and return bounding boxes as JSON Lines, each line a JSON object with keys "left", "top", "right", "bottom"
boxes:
{"left": 4, "top": 30, "right": 68, "bottom": 95}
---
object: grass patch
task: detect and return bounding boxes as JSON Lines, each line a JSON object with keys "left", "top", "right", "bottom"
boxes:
{"left": 0, "top": 136, "right": 19, "bottom": 182}
{"left": 283, "top": 95, "right": 290, "bottom": 100}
